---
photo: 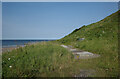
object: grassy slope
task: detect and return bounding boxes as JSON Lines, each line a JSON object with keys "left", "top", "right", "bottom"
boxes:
{"left": 2, "top": 11, "right": 119, "bottom": 77}
{"left": 57, "top": 11, "right": 119, "bottom": 76}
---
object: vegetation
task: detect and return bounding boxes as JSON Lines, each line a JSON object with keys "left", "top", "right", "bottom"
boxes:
{"left": 2, "top": 42, "right": 75, "bottom": 77}
{"left": 57, "top": 10, "right": 119, "bottom": 77}
{"left": 2, "top": 11, "right": 119, "bottom": 77}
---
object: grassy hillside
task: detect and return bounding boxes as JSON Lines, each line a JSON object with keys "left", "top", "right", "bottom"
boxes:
{"left": 2, "top": 11, "right": 119, "bottom": 77}
{"left": 58, "top": 11, "right": 118, "bottom": 44}
{"left": 57, "top": 10, "right": 119, "bottom": 76}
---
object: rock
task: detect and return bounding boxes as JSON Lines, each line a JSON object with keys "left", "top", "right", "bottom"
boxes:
{"left": 77, "top": 38, "right": 85, "bottom": 41}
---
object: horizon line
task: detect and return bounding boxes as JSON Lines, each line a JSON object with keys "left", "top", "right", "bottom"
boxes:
{"left": 1, "top": 0, "right": 119, "bottom": 2}
{"left": 1, "top": 38, "right": 59, "bottom": 40}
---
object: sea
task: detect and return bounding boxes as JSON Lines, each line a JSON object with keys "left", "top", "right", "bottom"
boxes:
{"left": 1, "top": 40, "right": 54, "bottom": 48}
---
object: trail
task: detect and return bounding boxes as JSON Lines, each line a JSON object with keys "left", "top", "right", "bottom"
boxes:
{"left": 61, "top": 45, "right": 100, "bottom": 77}
{"left": 61, "top": 45, "right": 100, "bottom": 59}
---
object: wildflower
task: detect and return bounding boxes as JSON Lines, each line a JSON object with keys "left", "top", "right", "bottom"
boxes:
{"left": 103, "top": 31, "right": 105, "bottom": 33}
{"left": 8, "top": 58, "right": 10, "bottom": 60}
{"left": 59, "top": 67, "right": 62, "bottom": 70}
{"left": 9, "top": 65, "right": 12, "bottom": 68}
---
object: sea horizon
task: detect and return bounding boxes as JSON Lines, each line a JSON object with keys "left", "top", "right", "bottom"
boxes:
{"left": 2, "top": 39, "right": 56, "bottom": 48}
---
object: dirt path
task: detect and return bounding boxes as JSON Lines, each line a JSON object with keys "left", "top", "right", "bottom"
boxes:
{"left": 61, "top": 45, "right": 100, "bottom": 77}
{"left": 61, "top": 45, "right": 100, "bottom": 59}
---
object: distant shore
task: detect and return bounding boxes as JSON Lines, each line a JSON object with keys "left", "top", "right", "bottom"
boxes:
{"left": 2, "top": 47, "right": 17, "bottom": 53}
{"left": 2, "top": 42, "right": 39, "bottom": 53}
{"left": 2, "top": 40, "right": 52, "bottom": 53}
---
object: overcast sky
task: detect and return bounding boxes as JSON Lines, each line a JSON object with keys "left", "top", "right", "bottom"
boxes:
{"left": 2, "top": 2, "right": 118, "bottom": 40}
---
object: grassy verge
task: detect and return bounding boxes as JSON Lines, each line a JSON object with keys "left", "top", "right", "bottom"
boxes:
{"left": 2, "top": 42, "right": 75, "bottom": 77}
{"left": 55, "top": 39, "right": 118, "bottom": 77}
{"left": 73, "top": 39, "right": 118, "bottom": 77}
{"left": 2, "top": 40, "right": 118, "bottom": 77}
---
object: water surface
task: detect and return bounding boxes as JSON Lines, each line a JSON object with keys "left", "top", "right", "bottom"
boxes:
{"left": 2, "top": 40, "right": 54, "bottom": 48}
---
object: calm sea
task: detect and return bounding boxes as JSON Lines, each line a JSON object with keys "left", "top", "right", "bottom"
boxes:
{"left": 2, "top": 40, "right": 54, "bottom": 48}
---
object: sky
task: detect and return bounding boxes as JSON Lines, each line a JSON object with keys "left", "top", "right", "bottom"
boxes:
{"left": 1, "top": 0, "right": 120, "bottom": 2}
{"left": 2, "top": 2, "right": 118, "bottom": 40}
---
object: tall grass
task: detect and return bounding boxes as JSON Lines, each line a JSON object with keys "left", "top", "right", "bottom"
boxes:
{"left": 2, "top": 42, "right": 74, "bottom": 77}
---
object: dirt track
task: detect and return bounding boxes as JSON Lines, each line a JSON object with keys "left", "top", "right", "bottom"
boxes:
{"left": 61, "top": 45, "right": 100, "bottom": 59}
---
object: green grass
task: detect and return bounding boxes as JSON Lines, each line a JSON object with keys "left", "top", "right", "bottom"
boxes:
{"left": 56, "top": 11, "right": 119, "bottom": 77}
{"left": 2, "top": 42, "right": 75, "bottom": 77}
{"left": 2, "top": 11, "right": 119, "bottom": 77}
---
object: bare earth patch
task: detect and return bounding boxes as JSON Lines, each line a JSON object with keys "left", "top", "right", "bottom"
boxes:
{"left": 74, "top": 69, "right": 96, "bottom": 77}
{"left": 61, "top": 45, "right": 100, "bottom": 59}
{"left": 61, "top": 45, "right": 100, "bottom": 77}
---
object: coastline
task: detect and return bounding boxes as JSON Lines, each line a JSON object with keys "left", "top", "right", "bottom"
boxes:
{"left": 2, "top": 45, "right": 26, "bottom": 53}
{"left": 2, "top": 40, "right": 54, "bottom": 53}
{"left": 2, "top": 47, "right": 18, "bottom": 53}
{"left": 2, "top": 41, "right": 43, "bottom": 53}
